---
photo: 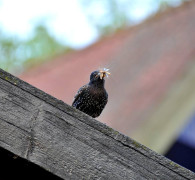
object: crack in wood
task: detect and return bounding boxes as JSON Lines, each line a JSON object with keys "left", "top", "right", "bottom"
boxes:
{"left": 4, "top": 97, "right": 32, "bottom": 112}
{"left": 0, "top": 117, "right": 30, "bottom": 134}
{"left": 25, "top": 104, "right": 43, "bottom": 160}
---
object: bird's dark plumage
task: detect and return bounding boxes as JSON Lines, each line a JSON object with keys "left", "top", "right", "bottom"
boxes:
{"left": 72, "top": 69, "right": 109, "bottom": 118}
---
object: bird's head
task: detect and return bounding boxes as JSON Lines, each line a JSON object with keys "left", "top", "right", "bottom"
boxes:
{"left": 89, "top": 68, "right": 110, "bottom": 86}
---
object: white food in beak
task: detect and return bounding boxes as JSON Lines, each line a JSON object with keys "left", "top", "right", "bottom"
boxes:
{"left": 98, "top": 68, "right": 111, "bottom": 79}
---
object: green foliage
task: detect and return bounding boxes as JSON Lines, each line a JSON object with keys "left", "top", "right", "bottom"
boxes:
{"left": 0, "top": 33, "right": 19, "bottom": 72}
{"left": 0, "top": 25, "right": 71, "bottom": 74}
{"left": 80, "top": 0, "right": 185, "bottom": 36}
{"left": 23, "top": 25, "right": 71, "bottom": 69}
{"left": 81, "top": 0, "right": 129, "bottom": 36}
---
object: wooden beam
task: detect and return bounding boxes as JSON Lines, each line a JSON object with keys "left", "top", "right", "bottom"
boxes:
{"left": 0, "top": 69, "right": 194, "bottom": 179}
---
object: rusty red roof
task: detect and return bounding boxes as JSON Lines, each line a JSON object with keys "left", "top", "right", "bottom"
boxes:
{"left": 21, "top": 1, "right": 195, "bottom": 137}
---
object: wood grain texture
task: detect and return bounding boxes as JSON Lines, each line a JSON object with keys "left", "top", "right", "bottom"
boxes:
{"left": 0, "top": 69, "right": 194, "bottom": 180}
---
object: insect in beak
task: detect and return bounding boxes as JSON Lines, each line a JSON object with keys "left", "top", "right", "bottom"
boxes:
{"left": 99, "top": 68, "right": 111, "bottom": 79}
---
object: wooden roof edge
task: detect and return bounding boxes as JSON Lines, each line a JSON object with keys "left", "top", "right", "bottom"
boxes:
{"left": 0, "top": 68, "right": 194, "bottom": 179}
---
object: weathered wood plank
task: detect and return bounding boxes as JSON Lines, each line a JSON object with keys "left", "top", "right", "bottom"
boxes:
{"left": 0, "top": 68, "right": 194, "bottom": 180}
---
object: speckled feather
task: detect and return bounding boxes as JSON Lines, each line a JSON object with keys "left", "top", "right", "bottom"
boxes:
{"left": 72, "top": 70, "right": 108, "bottom": 118}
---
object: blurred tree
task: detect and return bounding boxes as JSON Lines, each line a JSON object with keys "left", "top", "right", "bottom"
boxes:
{"left": 0, "top": 24, "right": 71, "bottom": 74}
{"left": 80, "top": 0, "right": 186, "bottom": 36}
{"left": 23, "top": 25, "right": 71, "bottom": 70}
{"left": 81, "top": 0, "right": 129, "bottom": 36}
{"left": 0, "top": 32, "right": 20, "bottom": 72}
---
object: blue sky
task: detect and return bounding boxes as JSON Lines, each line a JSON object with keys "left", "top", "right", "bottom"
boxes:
{"left": 0, "top": 0, "right": 182, "bottom": 48}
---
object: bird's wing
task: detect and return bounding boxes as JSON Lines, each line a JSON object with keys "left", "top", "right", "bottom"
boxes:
{"left": 72, "top": 84, "right": 88, "bottom": 106}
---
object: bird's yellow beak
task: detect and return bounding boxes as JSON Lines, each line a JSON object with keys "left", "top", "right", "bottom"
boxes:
{"left": 99, "top": 69, "right": 111, "bottom": 79}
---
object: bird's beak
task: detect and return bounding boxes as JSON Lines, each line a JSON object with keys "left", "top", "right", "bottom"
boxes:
{"left": 99, "top": 70, "right": 111, "bottom": 79}
{"left": 100, "top": 72, "right": 105, "bottom": 79}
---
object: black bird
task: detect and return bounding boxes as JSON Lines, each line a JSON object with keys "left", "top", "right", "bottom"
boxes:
{"left": 72, "top": 68, "right": 110, "bottom": 118}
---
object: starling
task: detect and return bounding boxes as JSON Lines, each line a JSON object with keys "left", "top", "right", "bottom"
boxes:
{"left": 72, "top": 68, "right": 110, "bottom": 118}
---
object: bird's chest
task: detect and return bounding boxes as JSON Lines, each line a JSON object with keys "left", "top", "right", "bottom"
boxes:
{"left": 83, "top": 88, "right": 107, "bottom": 106}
